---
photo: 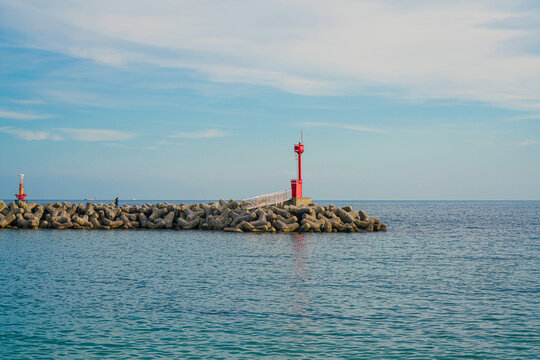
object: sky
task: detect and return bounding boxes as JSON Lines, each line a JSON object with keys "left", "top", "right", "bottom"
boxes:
{"left": 0, "top": 0, "right": 539, "bottom": 200}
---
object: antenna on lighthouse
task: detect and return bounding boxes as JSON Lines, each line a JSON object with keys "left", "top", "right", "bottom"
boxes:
{"left": 301, "top": 130, "right": 303, "bottom": 144}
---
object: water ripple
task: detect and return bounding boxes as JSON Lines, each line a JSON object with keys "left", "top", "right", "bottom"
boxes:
{"left": 0, "top": 201, "right": 539, "bottom": 358}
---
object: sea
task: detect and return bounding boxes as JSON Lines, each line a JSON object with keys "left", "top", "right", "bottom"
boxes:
{"left": 0, "top": 200, "right": 538, "bottom": 359}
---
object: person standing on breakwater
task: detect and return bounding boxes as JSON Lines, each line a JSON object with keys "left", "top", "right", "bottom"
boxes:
{"left": 114, "top": 197, "right": 119, "bottom": 208}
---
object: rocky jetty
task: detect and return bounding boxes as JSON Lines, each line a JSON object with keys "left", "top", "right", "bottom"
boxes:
{"left": 0, "top": 200, "right": 387, "bottom": 233}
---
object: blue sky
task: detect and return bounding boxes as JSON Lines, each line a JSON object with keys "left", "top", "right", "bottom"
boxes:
{"left": 0, "top": 0, "right": 539, "bottom": 200}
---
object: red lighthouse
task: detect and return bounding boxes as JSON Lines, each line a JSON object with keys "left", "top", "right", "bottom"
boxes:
{"left": 291, "top": 141, "right": 304, "bottom": 198}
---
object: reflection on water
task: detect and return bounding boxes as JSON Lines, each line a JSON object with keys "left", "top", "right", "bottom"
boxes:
{"left": 285, "top": 233, "right": 312, "bottom": 331}
{"left": 291, "top": 233, "right": 306, "bottom": 282}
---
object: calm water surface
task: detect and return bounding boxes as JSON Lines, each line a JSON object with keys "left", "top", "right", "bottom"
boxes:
{"left": 1, "top": 201, "right": 539, "bottom": 359}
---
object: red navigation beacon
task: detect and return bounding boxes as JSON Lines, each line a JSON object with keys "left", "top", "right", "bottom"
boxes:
{"left": 15, "top": 174, "right": 28, "bottom": 201}
{"left": 291, "top": 137, "right": 304, "bottom": 198}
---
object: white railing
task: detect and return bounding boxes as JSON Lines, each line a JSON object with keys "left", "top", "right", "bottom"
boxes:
{"left": 242, "top": 189, "right": 292, "bottom": 209}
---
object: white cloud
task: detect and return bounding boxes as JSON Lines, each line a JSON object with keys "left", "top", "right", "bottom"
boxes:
{"left": 507, "top": 114, "right": 540, "bottom": 121}
{"left": 105, "top": 143, "right": 129, "bottom": 149}
{"left": 9, "top": 99, "right": 44, "bottom": 105}
{"left": 58, "top": 128, "right": 137, "bottom": 142}
{"left": 516, "top": 139, "right": 540, "bottom": 146}
{"left": 1, "top": 1, "right": 540, "bottom": 109}
{"left": 169, "top": 129, "right": 231, "bottom": 139}
{"left": 41, "top": 89, "right": 127, "bottom": 108}
{"left": 0, "top": 108, "right": 51, "bottom": 120}
{"left": 300, "top": 121, "right": 386, "bottom": 134}
{"left": 0, "top": 126, "right": 137, "bottom": 142}
{"left": 0, "top": 127, "right": 62, "bottom": 141}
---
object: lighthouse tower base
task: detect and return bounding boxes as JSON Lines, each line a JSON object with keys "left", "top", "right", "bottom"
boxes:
{"left": 286, "top": 197, "right": 312, "bottom": 207}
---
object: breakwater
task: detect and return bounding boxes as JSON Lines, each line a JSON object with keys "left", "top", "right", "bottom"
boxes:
{"left": 0, "top": 200, "right": 386, "bottom": 232}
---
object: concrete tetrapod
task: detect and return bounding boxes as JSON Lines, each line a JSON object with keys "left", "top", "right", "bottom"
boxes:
{"left": 0, "top": 199, "right": 387, "bottom": 233}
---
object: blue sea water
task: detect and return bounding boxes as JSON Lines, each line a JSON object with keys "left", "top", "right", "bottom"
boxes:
{"left": 0, "top": 200, "right": 539, "bottom": 359}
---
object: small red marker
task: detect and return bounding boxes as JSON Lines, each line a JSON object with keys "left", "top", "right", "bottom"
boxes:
{"left": 15, "top": 174, "right": 28, "bottom": 201}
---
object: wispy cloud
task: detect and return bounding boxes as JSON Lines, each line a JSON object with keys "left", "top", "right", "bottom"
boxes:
{"left": 516, "top": 139, "right": 540, "bottom": 146}
{"left": 0, "top": 108, "right": 51, "bottom": 120}
{"left": 9, "top": 99, "right": 44, "bottom": 105}
{"left": 169, "top": 129, "right": 231, "bottom": 139}
{"left": 0, "top": 127, "right": 137, "bottom": 142}
{"left": 300, "top": 121, "right": 386, "bottom": 134}
{"left": 506, "top": 114, "right": 540, "bottom": 122}
{"left": 2, "top": 1, "right": 540, "bottom": 109}
{"left": 58, "top": 128, "right": 138, "bottom": 142}
{"left": 40, "top": 89, "right": 129, "bottom": 108}
{"left": 0, "top": 127, "right": 62, "bottom": 141}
